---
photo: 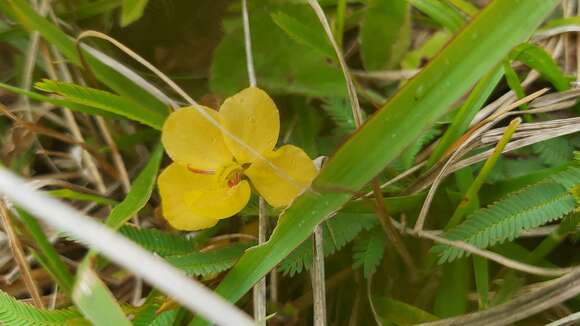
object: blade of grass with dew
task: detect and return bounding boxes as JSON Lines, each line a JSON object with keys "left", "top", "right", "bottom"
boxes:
{"left": 48, "top": 189, "right": 118, "bottom": 206}
{"left": 0, "top": 0, "right": 171, "bottom": 112}
{"left": 509, "top": 43, "right": 570, "bottom": 91}
{"left": 73, "top": 261, "right": 132, "bottom": 326}
{"left": 407, "top": 0, "right": 466, "bottom": 32}
{"left": 426, "top": 65, "right": 504, "bottom": 169}
{"left": 16, "top": 208, "right": 75, "bottom": 293}
{"left": 190, "top": 1, "right": 561, "bottom": 323}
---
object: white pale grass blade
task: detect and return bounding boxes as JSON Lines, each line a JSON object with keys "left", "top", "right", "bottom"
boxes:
{"left": 0, "top": 168, "right": 254, "bottom": 326}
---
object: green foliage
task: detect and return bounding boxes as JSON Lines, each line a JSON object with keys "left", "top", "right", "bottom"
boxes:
{"left": 35, "top": 80, "right": 167, "bottom": 130}
{"left": 0, "top": 289, "right": 87, "bottom": 325}
{"left": 48, "top": 189, "right": 117, "bottom": 206}
{"left": 148, "top": 310, "right": 179, "bottom": 326}
{"left": 271, "top": 11, "right": 334, "bottom": 58}
{"left": 0, "top": 0, "right": 168, "bottom": 113}
{"left": 360, "top": 0, "right": 410, "bottom": 70}
{"left": 165, "top": 243, "right": 250, "bottom": 277}
{"left": 121, "top": 0, "right": 150, "bottom": 27}
{"left": 352, "top": 229, "right": 386, "bottom": 278}
{"left": 427, "top": 65, "right": 504, "bottom": 168}
{"left": 210, "top": 3, "right": 344, "bottom": 97}
{"left": 279, "top": 213, "right": 377, "bottom": 276}
{"left": 119, "top": 225, "right": 200, "bottom": 257}
{"left": 509, "top": 43, "right": 570, "bottom": 91}
{"left": 407, "top": 0, "right": 465, "bottom": 32}
{"left": 17, "top": 208, "right": 75, "bottom": 294}
{"left": 321, "top": 97, "right": 357, "bottom": 133}
{"left": 396, "top": 128, "right": 440, "bottom": 170}
{"left": 72, "top": 263, "right": 131, "bottom": 325}
{"left": 0, "top": 82, "right": 122, "bottom": 119}
{"left": 402, "top": 30, "right": 451, "bottom": 69}
{"left": 374, "top": 297, "right": 438, "bottom": 325}
{"left": 437, "top": 166, "right": 580, "bottom": 262}
{"left": 105, "top": 144, "right": 163, "bottom": 230}
{"left": 533, "top": 137, "right": 574, "bottom": 166}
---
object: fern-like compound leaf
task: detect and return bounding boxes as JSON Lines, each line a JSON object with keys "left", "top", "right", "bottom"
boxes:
{"left": 0, "top": 290, "right": 86, "bottom": 325}
{"left": 437, "top": 182, "right": 575, "bottom": 262}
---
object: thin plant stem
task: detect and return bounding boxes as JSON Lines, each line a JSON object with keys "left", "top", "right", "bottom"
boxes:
{"left": 333, "top": 0, "right": 347, "bottom": 47}
{"left": 0, "top": 201, "right": 44, "bottom": 308}
{"left": 372, "top": 180, "right": 418, "bottom": 280}
{"left": 446, "top": 118, "right": 521, "bottom": 228}
{"left": 253, "top": 198, "right": 268, "bottom": 326}
{"left": 242, "top": 0, "right": 256, "bottom": 87}
{"left": 311, "top": 224, "right": 327, "bottom": 326}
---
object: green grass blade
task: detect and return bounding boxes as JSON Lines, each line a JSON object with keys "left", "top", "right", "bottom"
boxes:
{"left": 105, "top": 143, "right": 163, "bottom": 230}
{"left": 189, "top": 1, "right": 560, "bottom": 322}
{"left": 48, "top": 189, "right": 118, "bottom": 206}
{"left": 73, "top": 262, "right": 131, "bottom": 326}
{"left": 0, "top": 82, "right": 123, "bottom": 119}
{"left": 509, "top": 42, "right": 570, "bottom": 91}
{"left": 17, "top": 208, "right": 75, "bottom": 294}
{"left": 446, "top": 0, "right": 479, "bottom": 17}
{"left": 35, "top": 80, "right": 166, "bottom": 130}
{"left": 408, "top": 0, "right": 465, "bottom": 32}
{"left": 426, "top": 65, "right": 503, "bottom": 169}
{"left": 503, "top": 60, "right": 529, "bottom": 112}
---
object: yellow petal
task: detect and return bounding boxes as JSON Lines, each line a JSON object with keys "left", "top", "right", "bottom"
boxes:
{"left": 184, "top": 179, "right": 251, "bottom": 220}
{"left": 219, "top": 87, "right": 280, "bottom": 163}
{"left": 158, "top": 163, "right": 219, "bottom": 231}
{"left": 162, "top": 106, "right": 233, "bottom": 171}
{"left": 245, "top": 145, "right": 317, "bottom": 207}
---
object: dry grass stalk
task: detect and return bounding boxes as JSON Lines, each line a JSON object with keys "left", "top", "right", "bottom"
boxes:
{"left": 0, "top": 201, "right": 44, "bottom": 308}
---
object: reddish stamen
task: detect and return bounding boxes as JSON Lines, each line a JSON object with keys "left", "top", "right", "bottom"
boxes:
{"left": 187, "top": 165, "right": 215, "bottom": 175}
{"left": 227, "top": 173, "right": 241, "bottom": 187}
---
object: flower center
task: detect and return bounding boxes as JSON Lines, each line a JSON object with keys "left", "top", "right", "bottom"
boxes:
{"left": 217, "top": 163, "right": 244, "bottom": 188}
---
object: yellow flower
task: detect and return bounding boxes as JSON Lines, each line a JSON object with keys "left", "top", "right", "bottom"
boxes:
{"left": 158, "top": 87, "right": 317, "bottom": 231}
